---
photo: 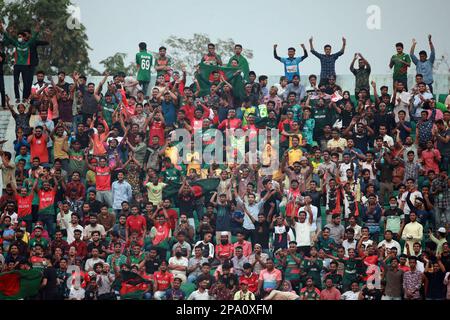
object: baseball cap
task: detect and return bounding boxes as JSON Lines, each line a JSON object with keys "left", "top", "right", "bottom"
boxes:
{"left": 438, "top": 227, "right": 447, "bottom": 234}
{"left": 34, "top": 225, "right": 43, "bottom": 230}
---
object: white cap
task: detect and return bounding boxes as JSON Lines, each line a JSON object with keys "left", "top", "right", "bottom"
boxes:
{"left": 438, "top": 227, "right": 447, "bottom": 234}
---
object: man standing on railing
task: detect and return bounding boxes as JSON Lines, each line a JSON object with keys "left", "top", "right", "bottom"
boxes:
{"left": 273, "top": 44, "right": 308, "bottom": 83}
{"left": 0, "top": 22, "right": 40, "bottom": 103}
{"left": 410, "top": 35, "right": 436, "bottom": 94}
{"left": 390, "top": 42, "right": 411, "bottom": 91}
{"left": 309, "top": 36, "right": 346, "bottom": 86}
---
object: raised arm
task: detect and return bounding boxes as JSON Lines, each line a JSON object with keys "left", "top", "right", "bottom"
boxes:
{"left": 428, "top": 35, "right": 435, "bottom": 63}
{"left": 273, "top": 44, "right": 281, "bottom": 61}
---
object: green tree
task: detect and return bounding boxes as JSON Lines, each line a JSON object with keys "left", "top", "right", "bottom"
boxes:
{"left": 0, "top": 0, "right": 91, "bottom": 75}
{"left": 98, "top": 52, "right": 138, "bottom": 76}
{"left": 163, "top": 33, "right": 253, "bottom": 75}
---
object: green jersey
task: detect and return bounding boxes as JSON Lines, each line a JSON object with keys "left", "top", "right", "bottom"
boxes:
{"left": 136, "top": 51, "right": 153, "bottom": 82}
{"left": 312, "top": 106, "right": 331, "bottom": 131}
{"left": 391, "top": 53, "right": 411, "bottom": 80}
{"left": 101, "top": 99, "right": 118, "bottom": 127}
{"left": 302, "top": 259, "right": 323, "bottom": 289}
{"left": 284, "top": 254, "right": 302, "bottom": 281}
{"left": 129, "top": 253, "right": 145, "bottom": 266}
{"left": 162, "top": 166, "right": 182, "bottom": 184}
{"left": 68, "top": 150, "right": 87, "bottom": 176}
{"left": 29, "top": 237, "right": 49, "bottom": 250}
{"left": 289, "top": 104, "right": 302, "bottom": 122}
{"left": 3, "top": 32, "right": 39, "bottom": 66}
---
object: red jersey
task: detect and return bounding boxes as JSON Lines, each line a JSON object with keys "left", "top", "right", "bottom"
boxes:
{"left": 70, "top": 240, "right": 88, "bottom": 259}
{"left": 95, "top": 166, "right": 111, "bottom": 191}
{"left": 180, "top": 105, "right": 195, "bottom": 124}
{"left": 38, "top": 189, "right": 56, "bottom": 215}
{"left": 239, "top": 273, "right": 259, "bottom": 293}
{"left": 126, "top": 215, "right": 147, "bottom": 236}
{"left": 30, "top": 135, "right": 49, "bottom": 163}
{"left": 153, "top": 271, "right": 174, "bottom": 291}
{"left": 156, "top": 208, "right": 178, "bottom": 230}
{"left": 149, "top": 120, "right": 165, "bottom": 146}
{"left": 218, "top": 118, "right": 242, "bottom": 130}
{"left": 16, "top": 194, "right": 34, "bottom": 218}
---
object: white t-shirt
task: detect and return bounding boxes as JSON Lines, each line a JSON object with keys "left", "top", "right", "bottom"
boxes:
{"left": 401, "top": 190, "right": 423, "bottom": 216}
{"left": 84, "top": 257, "right": 105, "bottom": 272}
{"left": 188, "top": 289, "right": 212, "bottom": 300}
{"left": 84, "top": 224, "right": 106, "bottom": 240}
{"left": 168, "top": 256, "right": 189, "bottom": 276}
{"left": 377, "top": 240, "right": 401, "bottom": 255}
{"left": 69, "top": 287, "right": 85, "bottom": 300}
{"left": 56, "top": 210, "right": 72, "bottom": 231}
{"left": 293, "top": 221, "right": 312, "bottom": 247}
{"left": 347, "top": 224, "right": 362, "bottom": 240}
{"left": 341, "top": 291, "right": 360, "bottom": 300}
{"left": 5, "top": 212, "right": 18, "bottom": 226}
{"left": 299, "top": 205, "right": 319, "bottom": 232}
{"left": 342, "top": 239, "right": 357, "bottom": 257}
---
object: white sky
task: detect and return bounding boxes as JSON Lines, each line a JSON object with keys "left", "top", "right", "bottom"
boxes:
{"left": 72, "top": 0, "right": 450, "bottom": 76}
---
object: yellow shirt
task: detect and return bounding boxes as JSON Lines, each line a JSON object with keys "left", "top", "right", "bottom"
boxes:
{"left": 327, "top": 138, "right": 347, "bottom": 152}
{"left": 287, "top": 147, "right": 303, "bottom": 167}
{"left": 146, "top": 182, "right": 167, "bottom": 205}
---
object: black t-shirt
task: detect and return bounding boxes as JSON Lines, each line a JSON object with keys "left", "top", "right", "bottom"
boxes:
{"left": 178, "top": 193, "right": 195, "bottom": 218}
{"left": 361, "top": 288, "right": 382, "bottom": 300}
{"left": 425, "top": 271, "right": 446, "bottom": 299}
{"left": 144, "top": 257, "right": 161, "bottom": 275}
{"left": 42, "top": 267, "right": 58, "bottom": 295}
{"left": 88, "top": 200, "right": 103, "bottom": 215}
{"left": 353, "top": 133, "right": 370, "bottom": 153}
{"left": 441, "top": 253, "right": 450, "bottom": 272}
{"left": 260, "top": 190, "right": 282, "bottom": 217}
{"left": 384, "top": 208, "right": 404, "bottom": 218}
{"left": 253, "top": 221, "right": 270, "bottom": 249}
{"left": 87, "top": 240, "right": 108, "bottom": 256}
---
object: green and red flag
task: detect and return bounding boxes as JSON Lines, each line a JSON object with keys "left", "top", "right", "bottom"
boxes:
{"left": 0, "top": 270, "right": 42, "bottom": 300}
{"left": 195, "top": 62, "right": 245, "bottom": 99}
{"left": 119, "top": 271, "right": 150, "bottom": 300}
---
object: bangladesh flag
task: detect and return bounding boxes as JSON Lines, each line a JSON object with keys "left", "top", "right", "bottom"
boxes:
{"left": 195, "top": 62, "right": 245, "bottom": 99}
{"left": 0, "top": 270, "right": 42, "bottom": 300}
{"left": 119, "top": 271, "right": 150, "bottom": 300}
{"left": 163, "top": 178, "right": 221, "bottom": 199}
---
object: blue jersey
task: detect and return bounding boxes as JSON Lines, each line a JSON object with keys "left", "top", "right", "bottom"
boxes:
{"left": 280, "top": 57, "right": 303, "bottom": 81}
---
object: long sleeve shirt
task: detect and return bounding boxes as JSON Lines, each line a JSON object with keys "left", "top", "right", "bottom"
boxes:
{"left": 111, "top": 180, "right": 132, "bottom": 210}
{"left": 401, "top": 221, "right": 423, "bottom": 254}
